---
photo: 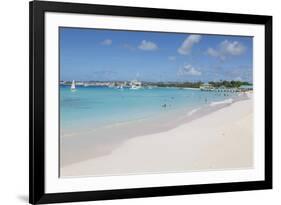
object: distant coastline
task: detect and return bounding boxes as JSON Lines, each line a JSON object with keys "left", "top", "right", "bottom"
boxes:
{"left": 60, "top": 80, "right": 252, "bottom": 87}
{"left": 60, "top": 80, "right": 253, "bottom": 92}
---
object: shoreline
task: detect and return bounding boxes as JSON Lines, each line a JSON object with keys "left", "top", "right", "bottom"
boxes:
{"left": 61, "top": 93, "right": 252, "bottom": 173}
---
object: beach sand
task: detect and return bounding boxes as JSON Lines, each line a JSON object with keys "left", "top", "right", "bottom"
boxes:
{"left": 61, "top": 96, "right": 253, "bottom": 177}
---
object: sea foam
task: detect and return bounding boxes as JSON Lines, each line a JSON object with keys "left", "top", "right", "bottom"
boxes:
{"left": 187, "top": 108, "right": 201, "bottom": 116}
{"left": 210, "top": 98, "right": 233, "bottom": 107}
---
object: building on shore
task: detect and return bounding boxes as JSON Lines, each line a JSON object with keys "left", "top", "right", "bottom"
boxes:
{"left": 200, "top": 83, "right": 253, "bottom": 92}
{"left": 216, "top": 86, "right": 238, "bottom": 92}
{"left": 239, "top": 85, "right": 253, "bottom": 92}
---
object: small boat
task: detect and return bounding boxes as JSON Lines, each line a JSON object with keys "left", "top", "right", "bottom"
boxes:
{"left": 130, "top": 80, "right": 142, "bottom": 90}
{"left": 70, "top": 80, "right": 76, "bottom": 91}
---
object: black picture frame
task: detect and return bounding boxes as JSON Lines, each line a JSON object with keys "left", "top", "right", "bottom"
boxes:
{"left": 29, "top": 0, "right": 272, "bottom": 204}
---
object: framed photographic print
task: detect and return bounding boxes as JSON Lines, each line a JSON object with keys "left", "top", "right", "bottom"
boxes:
{"left": 29, "top": 0, "right": 272, "bottom": 204}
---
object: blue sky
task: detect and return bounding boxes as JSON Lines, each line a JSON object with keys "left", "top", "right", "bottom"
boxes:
{"left": 60, "top": 27, "right": 253, "bottom": 82}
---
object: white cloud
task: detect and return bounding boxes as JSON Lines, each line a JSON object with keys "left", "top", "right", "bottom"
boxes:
{"left": 221, "top": 40, "right": 246, "bottom": 55}
{"left": 168, "top": 56, "right": 176, "bottom": 61}
{"left": 206, "top": 48, "right": 220, "bottom": 57}
{"left": 178, "top": 35, "right": 201, "bottom": 55}
{"left": 138, "top": 40, "right": 158, "bottom": 51}
{"left": 207, "top": 40, "right": 246, "bottom": 60}
{"left": 177, "top": 64, "right": 202, "bottom": 76}
{"left": 101, "top": 39, "right": 112, "bottom": 46}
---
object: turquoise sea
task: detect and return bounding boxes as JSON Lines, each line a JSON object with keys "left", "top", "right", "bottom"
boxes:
{"left": 60, "top": 85, "right": 239, "bottom": 132}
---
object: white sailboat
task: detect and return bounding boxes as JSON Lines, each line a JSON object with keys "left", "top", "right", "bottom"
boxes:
{"left": 70, "top": 80, "right": 76, "bottom": 91}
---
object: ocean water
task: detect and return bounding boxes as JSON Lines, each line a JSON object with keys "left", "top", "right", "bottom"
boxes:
{"left": 60, "top": 85, "right": 238, "bottom": 132}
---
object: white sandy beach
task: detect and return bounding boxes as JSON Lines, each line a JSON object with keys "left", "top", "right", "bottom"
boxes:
{"left": 61, "top": 95, "right": 253, "bottom": 177}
